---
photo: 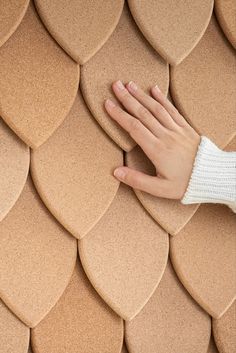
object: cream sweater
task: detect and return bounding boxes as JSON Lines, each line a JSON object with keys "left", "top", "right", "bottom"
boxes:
{"left": 181, "top": 136, "right": 236, "bottom": 213}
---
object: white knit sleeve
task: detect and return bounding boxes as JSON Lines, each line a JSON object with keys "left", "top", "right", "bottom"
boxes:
{"left": 181, "top": 136, "right": 236, "bottom": 213}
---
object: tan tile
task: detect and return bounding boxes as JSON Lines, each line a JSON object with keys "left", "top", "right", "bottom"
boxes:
{"left": 81, "top": 2, "right": 168, "bottom": 152}
{"left": 0, "top": 299, "right": 29, "bottom": 353}
{"left": 34, "top": 0, "right": 124, "bottom": 64}
{"left": 79, "top": 184, "right": 168, "bottom": 321}
{"left": 126, "top": 146, "right": 199, "bottom": 235}
{"left": 207, "top": 337, "right": 219, "bottom": 353}
{"left": 0, "top": 0, "right": 29, "bottom": 47}
{"left": 0, "top": 177, "right": 77, "bottom": 328}
{"left": 125, "top": 260, "right": 211, "bottom": 353}
{"left": 171, "top": 16, "right": 236, "bottom": 149}
{"left": 0, "top": 1, "right": 79, "bottom": 148}
{"left": 170, "top": 203, "right": 236, "bottom": 319}
{"left": 215, "top": 0, "right": 236, "bottom": 49}
{"left": 31, "top": 261, "right": 123, "bottom": 353}
{"left": 31, "top": 90, "right": 122, "bottom": 240}
{"left": 213, "top": 301, "right": 236, "bottom": 353}
{"left": 0, "top": 119, "right": 29, "bottom": 221}
{"left": 128, "top": 0, "right": 213, "bottom": 65}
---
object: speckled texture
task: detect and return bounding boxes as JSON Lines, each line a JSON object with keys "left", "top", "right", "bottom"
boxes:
{"left": 215, "top": 0, "right": 236, "bottom": 48}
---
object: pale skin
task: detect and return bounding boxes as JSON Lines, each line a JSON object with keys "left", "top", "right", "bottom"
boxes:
{"left": 104, "top": 80, "right": 201, "bottom": 199}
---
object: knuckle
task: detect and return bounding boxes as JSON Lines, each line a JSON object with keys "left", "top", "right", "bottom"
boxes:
{"left": 154, "top": 102, "right": 165, "bottom": 116}
{"left": 129, "top": 119, "right": 141, "bottom": 133}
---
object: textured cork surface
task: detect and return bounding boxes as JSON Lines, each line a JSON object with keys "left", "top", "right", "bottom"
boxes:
{"left": 81, "top": 2, "right": 169, "bottom": 151}
{"left": 215, "top": 0, "right": 236, "bottom": 48}
{"left": 35, "top": 0, "right": 124, "bottom": 64}
{"left": 31, "top": 90, "right": 122, "bottom": 239}
{"left": 79, "top": 184, "right": 169, "bottom": 321}
{"left": 128, "top": 0, "right": 214, "bottom": 65}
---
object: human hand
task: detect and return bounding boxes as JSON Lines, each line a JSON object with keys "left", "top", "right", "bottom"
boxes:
{"left": 104, "top": 80, "right": 201, "bottom": 199}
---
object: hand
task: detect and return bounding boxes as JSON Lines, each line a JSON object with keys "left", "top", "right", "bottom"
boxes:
{"left": 104, "top": 80, "right": 201, "bottom": 199}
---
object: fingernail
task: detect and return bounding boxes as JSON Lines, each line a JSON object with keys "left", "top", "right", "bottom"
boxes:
{"left": 105, "top": 99, "right": 116, "bottom": 108}
{"left": 114, "top": 168, "right": 126, "bottom": 179}
{"left": 128, "top": 81, "right": 138, "bottom": 92}
{"left": 153, "top": 84, "right": 161, "bottom": 92}
{"left": 115, "top": 80, "right": 125, "bottom": 90}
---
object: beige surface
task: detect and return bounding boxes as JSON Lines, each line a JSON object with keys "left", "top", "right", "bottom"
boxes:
{"left": 215, "top": 0, "right": 236, "bottom": 49}
{"left": 171, "top": 16, "right": 236, "bottom": 149}
{"left": 79, "top": 184, "right": 169, "bottom": 321}
{"left": 126, "top": 260, "right": 211, "bottom": 353}
{"left": 0, "top": 119, "right": 29, "bottom": 221}
{"left": 31, "top": 91, "right": 122, "bottom": 240}
{"left": 81, "top": 3, "right": 168, "bottom": 152}
{"left": 0, "top": 1, "right": 79, "bottom": 148}
{"left": 32, "top": 261, "right": 123, "bottom": 353}
{"left": 0, "top": 299, "right": 29, "bottom": 353}
{"left": 170, "top": 203, "right": 236, "bottom": 319}
{"left": 126, "top": 146, "right": 199, "bottom": 235}
{"left": 208, "top": 337, "right": 220, "bottom": 353}
{"left": 0, "top": 177, "right": 77, "bottom": 328}
{"left": 0, "top": 0, "right": 29, "bottom": 48}
{"left": 35, "top": 0, "right": 124, "bottom": 64}
{"left": 128, "top": 0, "right": 213, "bottom": 65}
{"left": 213, "top": 301, "right": 236, "bottom": 353}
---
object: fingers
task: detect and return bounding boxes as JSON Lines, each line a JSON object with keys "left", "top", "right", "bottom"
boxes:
{"left": 113, "top": 166, "right": 173, "bottom": 198}
{"left": 111, "top": 80, "right": 166, "bottom": 138}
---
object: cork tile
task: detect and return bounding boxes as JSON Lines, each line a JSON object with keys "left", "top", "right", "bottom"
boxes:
{"left": 125, "top": 260, "right": 211, "bottom": 353}
{"left": 170, "top": 203, "right": 236, "bottom": 319}
{"left": 0, "top": 299, "right": 29, "bottom": 353}
{"left": 215, "top": 0, "right": 236, "bottom": 49}
{"left": 0, "top": 177, "right": 77, "bottom": 328}
{"left": 171, "top": 16, "right": 236, "bottom": 149}
{"left": 208, "top": 337, "right": 220, "bottom": 353}
{"left": 213, "top": 301, "right": 236, "bottom": 353}
{"left": 31, "top": 261, "right": 123, "bottom": 353}
{"left": 31, "top": 90, "right": 122, "bottom": 240}
{"left": 79, "top": 184, "right": 169, "bottom": 321}
{"left": 35, "top": 0, "right": 124, "bottom": 64}
{"left": 126, "top": 146, "right": 199, "bottom": 235}
{"left": 0, "top": 1, "right": 79, "bottom": 149}
{"left": 128, "top": 0, "right": 213, "bottom": 66}
{"left": 0, "top": 0, "right": 29, "bottom": 48}
{"left": 0, "top": 119, "right": 29, "bottom": 222}
{"left": 81, "top": 2, "right": 168, "bottom": 152}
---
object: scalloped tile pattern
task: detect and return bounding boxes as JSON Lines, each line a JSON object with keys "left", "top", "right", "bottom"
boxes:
{"left": 215, "top": 0, "right": 236, "bottom": 49}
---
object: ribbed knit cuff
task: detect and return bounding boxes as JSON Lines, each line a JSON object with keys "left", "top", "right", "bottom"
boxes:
{"left": 181, "top": 136, "right": 236, "bottom": 213}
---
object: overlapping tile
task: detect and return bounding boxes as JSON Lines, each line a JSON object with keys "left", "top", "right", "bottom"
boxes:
{"left": 0, "top": 1, "right": 79, "bottom": 148}
{"left": 31, "top": 90, "right": 122, "bottom": 240}
{"left": 126, "top": 145, "right": 199, "bottom": 235}
{"left": 0, "top": 177, "right": 77, "bottom": 328}
{"left": 213, "top": 301, "right": 236, "bottom": 353}
{"left": 171, "top": 16, "right": 236, "bottom": 148}
{"left": 0, "top": 299, "right": 29, "bottom": 353}
{"left": 81, "top": 2, "right": 168, "bottom": 152}
{"left": 125, "top": 260, "right": 211, "bottom": 353}
{"left": 79, "top": 184, "right": 169, "bottom": 321}
{"left": 128, "top": 0, "right": 213, "bottom": 65}
{"left": 0, "top": 119, "right": 29, "bottom": 221}
{"left": 208, "top": 337, "right": 220, "bottom": 353}
{"left": 31, "top": 261, "right": 123, "bottom": 353}
{"left": 0, "top": 0, "right": 29, "bottom": 48}
{"left": 35, "top": 0, "right": 124, "bottom": 64}
{"left": 215, "top": 0, "right": 236, "bottom": 49}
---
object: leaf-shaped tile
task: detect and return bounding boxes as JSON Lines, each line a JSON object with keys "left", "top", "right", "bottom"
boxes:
{"left": 31, "top": 261, "right": 123, "bottom": 353}
{"left": 0, "top": 177, "right": 77, "bottom": 328}
{"left": 0, "top": 299, "right": 29, "bottom": 353}
{"left": 170, "top": 203, "right": 236, "bottom": 319}
{"left": 215, "top": 0, "right": 236, "bottom": 49}
{"left": 213, "top": 301, "right": 236, "bottom": 353}
{"left": 126, "top": 146, "right": 199, "bottom": 235}
{"left": 79, "top": 184, "right": 169, "bottom": 321}
{"left": 0, "top": 1, "right": 79, "bottom": 149}
{"left": 125, "top": 260, "right": 211, "bottom": 353}
{"left": 0, "top": 0, "right": 29, "bottom": 48}
{"left": 34, "top": 0, "right": 124, "bottom": 64}
{"left": 31, "top": 91, "right": 122, "bottom": 239}
{"left": 128, "top": 0, "right": 213, "bottom": 65}
{"left": 81, "top": 2, "right": 168, "bottom": 152}
{"left": 171, "top": 16, "right": 236, "bottom": 149}
{"left": 0, "top": 119, "right": 29, "bottom": 221}
{"left": 208, "top": 337, "right": 220, "bottom": 353}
